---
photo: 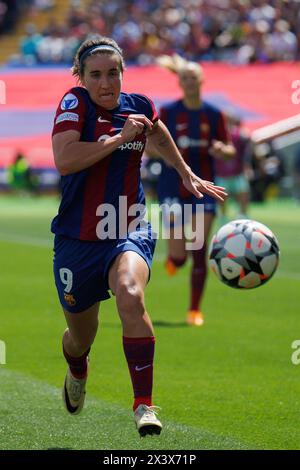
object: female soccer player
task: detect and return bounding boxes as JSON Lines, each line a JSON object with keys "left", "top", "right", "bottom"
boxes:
{"left": 51, "top": 36, "right": 227, "bottom": 436}
{"left": 154, "top": 54, "right": 235, "bottom": 327}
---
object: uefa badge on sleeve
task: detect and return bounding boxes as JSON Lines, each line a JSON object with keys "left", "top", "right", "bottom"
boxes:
{"left": 61, "top": 93, "right": 79, "bottom": 111}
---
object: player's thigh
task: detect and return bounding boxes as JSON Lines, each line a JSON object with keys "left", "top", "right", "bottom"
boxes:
{"left": 63, "top": 302, "right": 100, "bottom": 345}
{"left": 108, "top": 251, "right": 149, "bottom": 295}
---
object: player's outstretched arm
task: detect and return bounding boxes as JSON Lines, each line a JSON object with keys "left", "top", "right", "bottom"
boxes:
{"left": 147, "top": 120, "right": 228, "bottom": 202}
{"left": 53, "top": 130, "right": 125, "bottom": 175}
{"left": 52, "top": 115, "right": 153, "bottom": 175}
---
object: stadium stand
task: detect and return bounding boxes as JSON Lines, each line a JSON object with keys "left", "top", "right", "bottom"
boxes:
{"left": 0, "top": 0, "right": 69, "bottom": 65}
{"left": 0, "top": 1, "right": 299, "bottom": 195}
{"left": 0, "top": 0, "right": 299, "bottom": 66}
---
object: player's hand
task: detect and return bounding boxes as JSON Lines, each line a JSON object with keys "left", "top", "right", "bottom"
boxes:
{"left": 121, "top": 114, "right": 153, "bottom": 142}
{"left": 182, "top": 168, "right": 228, "bottom": 202}
{"left": 209, "top": 139, "right": 228, "bottom": 159}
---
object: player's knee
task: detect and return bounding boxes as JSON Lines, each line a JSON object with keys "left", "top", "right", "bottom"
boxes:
{"left": 116, "top": 281, "right": 145, "bottom": 318}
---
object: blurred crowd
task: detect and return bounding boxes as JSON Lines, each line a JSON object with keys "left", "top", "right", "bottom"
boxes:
{"left": 0, "top": 1, "right": 27, "bottom": 35}
{"left": 0, "top": 0, "right": 54, "bottom": 35}
{"left": 7, "top": 0, "right": 300, "bottom": 66}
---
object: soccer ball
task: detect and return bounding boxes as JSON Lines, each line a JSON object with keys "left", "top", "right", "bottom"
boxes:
{"left": 208, "top": 219, "right": 280, "bottom": 289}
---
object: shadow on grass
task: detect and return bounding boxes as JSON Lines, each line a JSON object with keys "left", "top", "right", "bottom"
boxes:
{"left": 152, "top": 321, "right": 188, "bottom": 328}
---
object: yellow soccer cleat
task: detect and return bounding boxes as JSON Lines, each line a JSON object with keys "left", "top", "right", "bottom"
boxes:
{"left": 186, "top": 310, "right": 204, "bottom": 326}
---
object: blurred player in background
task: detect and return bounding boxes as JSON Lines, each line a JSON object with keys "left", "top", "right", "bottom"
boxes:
{"left": 51, "top": 36, "right": 227, "bottom": 436}
{"left": 214, "top": 113, "right": 251, "bottom": 224}
{"left": 150, "top": 54, "right": 235, "bottom": 327}
{"left": 8, "top": 151, "right": 38, "bottom": 195}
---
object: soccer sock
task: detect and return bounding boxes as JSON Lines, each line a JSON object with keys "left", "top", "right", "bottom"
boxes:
{"left": 190, "top": 245, "right": 207, "bottom": 311}
{"left": 123, "top": 336, "right": 155, "bottom": 411}
{"left": 168, "top": 255, "right": 186, "bottom": 268}
{"left": 63, "top": 345, "right": 90, "bottom": 379}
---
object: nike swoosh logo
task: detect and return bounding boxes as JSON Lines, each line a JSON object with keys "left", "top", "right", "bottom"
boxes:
{"left": 63, "top": 381, "right": 79, "bottom": 414}
{"left": 176, "top": 123, "right": 188, "bottom": 131}
{"left": 135, "top": 364, "right": 152, "bottom": 372}
{"left": 98, "top": 117, "right": 111, "bottom": 123}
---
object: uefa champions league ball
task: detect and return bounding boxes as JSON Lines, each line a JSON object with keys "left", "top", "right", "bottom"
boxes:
{"left": 208, "top": 219, "right": 280, "bottom": 289}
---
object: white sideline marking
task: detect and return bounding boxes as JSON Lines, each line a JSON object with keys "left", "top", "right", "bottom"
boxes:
{"left": 0, "top": 368, "right": 250, "bottom": 450}
{"left": 0, "top": 340, "right": 5, "bottom": 364}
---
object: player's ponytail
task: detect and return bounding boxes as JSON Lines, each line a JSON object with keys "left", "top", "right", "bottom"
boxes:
{"left": 156, "top": 53, "right": 203, "bottom": 80}
{"left": 156, "top": 53, "right": 189, "bottom": 74}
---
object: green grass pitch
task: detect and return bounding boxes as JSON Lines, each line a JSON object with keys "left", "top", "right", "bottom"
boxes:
{"left": 0, "top": 195, "right": 299, "bottom": 450}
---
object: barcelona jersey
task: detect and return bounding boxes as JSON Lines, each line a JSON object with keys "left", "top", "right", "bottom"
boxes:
{"left": 157, "top": 99, "right": 230, "bottom": 202}
{"left": 51, "top": 87, "right": 158, "bottom": 241}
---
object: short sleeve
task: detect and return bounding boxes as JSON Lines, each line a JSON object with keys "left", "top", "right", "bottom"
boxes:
{"left": 146, "top": 96, "right": 159, "bottom": 124}
{"left": 52, "top": 88, "right": 86, "bottom": 137}
{"left": 131, "top": 93, "right": 159, "bottom": 125}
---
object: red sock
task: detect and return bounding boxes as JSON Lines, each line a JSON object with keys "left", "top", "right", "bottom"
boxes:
{"left": 63, "top": 345, "right": 90, "bottom": 379}
{"left": 123, "top": 336, "right": 155, "bottom": 411}
{"left": 190, "top": 245, "right": 207, "bottom": 311}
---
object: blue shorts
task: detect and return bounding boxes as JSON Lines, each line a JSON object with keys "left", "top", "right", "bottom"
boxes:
{"left": 53, "top": 228, "right": 156, "bottom": 314}
{"left": 159, "top": 194, "right": 216, "bottom": 228}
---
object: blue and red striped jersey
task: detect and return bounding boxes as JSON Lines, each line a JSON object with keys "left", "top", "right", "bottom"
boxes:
{"left": 51, "top": 87, "right": 158, "bottom": 240}
{"left": 157, "top": 99, "right": 230, "bottom": 200}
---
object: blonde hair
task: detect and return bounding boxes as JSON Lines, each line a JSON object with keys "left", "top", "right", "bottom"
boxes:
{"left": 156, "top": 53, "right": 203, "bottom": 79}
